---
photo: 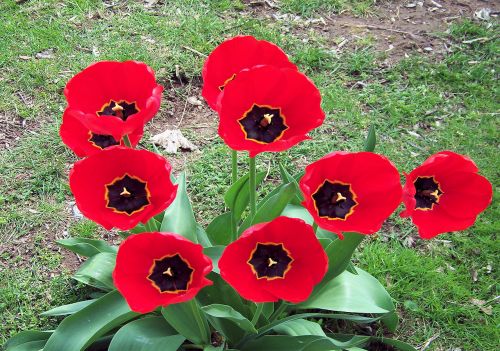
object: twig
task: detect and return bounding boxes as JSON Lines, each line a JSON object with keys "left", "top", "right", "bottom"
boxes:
{"left": 462, "top": 37, "right": 493, "bottom": 44}
{"left": 420, "top": 334, "right": 440, "bottom": 351}
{"left": 181, "top": 45, "right": 207, "bottom": 58}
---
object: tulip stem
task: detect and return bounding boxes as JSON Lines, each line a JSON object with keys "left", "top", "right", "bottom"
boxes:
{"left": 122, "top": 134, "right": 132, "bottom": 147}
{"left": 312, "top": 222, "right": 318, "bottom": 232}
{"left": 231, "top": 149, "right": 238, "bottom": 184}
{"left": 249, "top": 156, "right": 256, "bottom": 220}
{"left": 269, "top": 301, "right": 288, "bottom": 322}
{"left": 251, "top": 303, "right": 264, "bottom": 326}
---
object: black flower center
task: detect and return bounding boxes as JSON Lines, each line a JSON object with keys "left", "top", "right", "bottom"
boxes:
{"left": 218, "top": 73, "right": 236, "bottom": 91}
{"left": 414, "top": 176, "right": 443, "bottom": 210}
{"left": 239, "top": 104, "right": 288, "bottom": 144}
{"left": 105, "top": 174, "right": 150, "bottom": 215}
{"left": 88, "top": 132, "right": 120, "bottom": 149}
{"left": 148, "top": 254, "right": 194, "bottom": 293}
{"left": 312, "top": 180, "right": 358, "bottom": 220}
{"left": 248, "top": 243, "right": 293, "bottom": 280}
{"left": 97, "top": 100, "right": 139, "bottom": 121}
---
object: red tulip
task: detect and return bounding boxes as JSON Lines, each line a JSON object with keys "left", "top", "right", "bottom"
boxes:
{"left": 113, "top": 232, "right": 213, "bottom": 313}
{"left": 300, "top": 152, "right": 402, "bottom": 239}
{"left": 64, "top": 61, "right": 163, "bottom": 141}
{"left": 217, "top": 65, "right": 325, "bottom": 157}
{"left": 69, "top": 146, "right": 177, "bottom": 230}
{"left": 401, "top": 151, "right": 492, "bottom": 239}
{"left": 59, "top": 109, "right": 143, "bottom": 157}
{"left": 218, "top": 217, "right": 328, "bottom": 303}
{"left": 202, "top": 35, "right": 297, "bottom": 110}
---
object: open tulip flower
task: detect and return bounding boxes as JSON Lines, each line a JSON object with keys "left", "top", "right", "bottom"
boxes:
{"left": 300, "top": 151, "right": 403, "bottom": 239}
{"left": 113, "top": 232, "right": 213, "bottom": 313}
{"left": 69, "top": 146, "right": 177, "bottom": 230}
{"left": 218, "top": 216, "right": 328, "bottom": 303}
{"left": 64, "top": 60, "right": 163, "bottom": 141}
{"left": 59, "top": 109, "right": 143, "bottom": 157}
{"left": 217, "top": 65, "right": 325, "bottom": 157}
{"left": 400, "top": 151, "right": 493, "bottom": 239}
{"left": 202, "top": 35, "right": 297, "bottom": 110}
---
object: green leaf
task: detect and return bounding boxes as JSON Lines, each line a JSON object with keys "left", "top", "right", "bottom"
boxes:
{"left": 203, "top": 246, "right": 225, "bottom": 274}
{"left": 280, "top": 204, "right": 313, "bottom": 225}
{"left": 206, "top": 212, "right": 232, "bottom": 245}
{"left": 330, "top": 334, "right": 417, "bottom": 351}
{"left": 364, "top": 125, "right": 376, "bottom": 152}
{"left": 321, "top": 232, "right": 364, "bottom": 283}
{"left": 4, "top": 331, "right": 52, "bottom": 351}
{"left": 299, "top": 267, "right": 395, "bottom": 315}
{"left": 162, "top": 299, "right": 211, "bottom": 345}
{"left": 57, "top": 238, "right": 117, "bottom": 257}
{"left": 202, "top": 304, "right": 257, "bottom": 334}
{"left": 239, "top": 182, "right": 297, "bottom": 233}
{"left": 204, "top": 346, "right": 225, "bottom": 351}
{"left": 160, "top": 173, "right": 200, "bottom": 243}
{"left": 262, "top": 302, "right": 274, "bottom": 320}
{"left": 73, "top": 252, "right": 116, "bottom": 290}
{"left": 108, "top": 316, "right": 184, "bottom": 351}
{"left": 273, "top": 319, "right": 326, "bottom": 337}
{"left": 278, "top": 163, "right": 304, "bottom": 204}
{"left": 240, "top": 335, "right": 369, "bottom": 351}
{"left": 43, "top": 290, "right": 138, "bottom": 351}
{"left": 225, "top": 171, "right": 266, "bottom": 221}
{"left": 41, "top": 299, "right": 96, "bottom": 316}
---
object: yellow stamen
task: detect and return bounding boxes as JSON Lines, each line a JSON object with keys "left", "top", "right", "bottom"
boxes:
{"left": 336, "top": 192, "right": 346, "bottom": 202}
{"left": 430, "top": 190, "right": 439, "bottom": 199}
{"left": 163, "top": 267, "right": 173, "bottom": 277}
{"left": 120, "top": 187, "right": 131, "bottom": 197}
{"left": 112, "top": 103, "right": 124, "bottom": 119}
{"left": 268, "top": 258, "right": 278, "bottom": 267}
{"left": 263, "top": 113, "right": 273, "bottom": 124}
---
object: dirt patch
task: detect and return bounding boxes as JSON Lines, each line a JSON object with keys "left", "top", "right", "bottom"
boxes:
{"left": 243, "top": 0, "right": 498, "bottom": 64}
{"left": 0, "top": 106, "right": 41, "bottom": 153}
{"left": 145, "top": 76, "right": 219, "bottom": 173}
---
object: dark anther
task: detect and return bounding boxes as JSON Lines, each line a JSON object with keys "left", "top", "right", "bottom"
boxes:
{"left": 313, "top": 181, "right": 357, "bottom": 220}
{"left": 97, "top": 100, "right": 139, "bottom": 121}
{"left": 414, "top": 176, "right": 443, "bottom": 210}
{"left": 106, "top": 174, "right": 149, "bottom": 215}
{"left": 148, "top": 254, "right": 193, "bottom": 293}
{"left": 239, "top": 104, "right": 288, "bottom": 144}
{"left": 248, "top": 243, "right": 293, "bottom": 279}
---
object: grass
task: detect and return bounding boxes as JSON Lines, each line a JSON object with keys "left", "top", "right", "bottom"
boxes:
{"left": 0, "top": 0, "right": 498, "bottom": 349}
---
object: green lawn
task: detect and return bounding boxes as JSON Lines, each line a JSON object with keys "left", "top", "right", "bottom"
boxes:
{"left": 0, "top": 0, "right": 498, "bottom": 349}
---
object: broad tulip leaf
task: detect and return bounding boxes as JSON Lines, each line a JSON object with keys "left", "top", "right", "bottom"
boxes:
{"left": 4, "top": 331, "right": 52, "bottom": 351}
{"left": 57, "top": 237, "right": 117, "bottom": 257}
{"left": 278, "top": 163, "right": 303, "bottom": 204}
{"left": 239, "top": 182, "right": 297, "bottom": 233}
{"left": 273, "top": 319, "right": 326, "bottom": 337}
{"left": 162, "top": 299, "right": 211, "bottom": 345}
{"left": 202, "top": 304, "right": 257, "bottom": 334}
{"left": 225, "top": 171, "right": 266, "bottom": 221}
{"left": 240, "top": 335, "right": 369, "bottom": 351}
{"left": 364, "top": 125, "right": 376, "bottom": 152}
{"left": 73, "top": 252, "right": 116, "bottom": 290}
{"left": 108, "top": 316, "right": 184, "bottom": 351}
{"left": 160, "top": 173, "right": 200, "bottom": 244}
{"left": 203, "top": 245, "right": 225, "bottom": 274}
{"left": 262, "top": 302, "right": 274, "bottom": 320}
{"left": 321, "top": 232, "right": 364, "bottom": 283}
{"left": 43, "top": 290, "right": 138, "bottom": 351}
{"left": 204, "top": 346, "right": 225, "bottom": 351}
{"left": 330, "top": 334, "right": 417, "bottom": 351}
{"left": 41, "top": 299, "right": 96, "bottom": 316}
{"left": 206, "top": 212, "right": 232, "bottom": 245}
{"left": 280, "top": 204, "right": 313, "bottom": 225}
{"left": 299, "top": 267, "right": 395, "bottom": 315}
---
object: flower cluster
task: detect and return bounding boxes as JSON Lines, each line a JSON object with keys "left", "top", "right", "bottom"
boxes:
{"left": 60, "top": 36, "right": 492, "bottom": 316}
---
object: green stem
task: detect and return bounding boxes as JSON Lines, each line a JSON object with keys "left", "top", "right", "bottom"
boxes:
{"left": 268, "top": 301, "right": 287, "bottom": 323}
{"left": 312, "top": 222, "right": 318, "bottom": 232}
{"left": 144, "top": 218, "right": 158, "bottom": 232}
{"left": 251, "top": 303, "right": 264, "bottom": 326}
{"left": 249, "top": 156, "right": 256, "bottom": 220}
{"left": 231, "top": 149, "right": 238, "bottom": 184}
{"left": 122, "top": 134, "right": 132, "bottom": 147}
